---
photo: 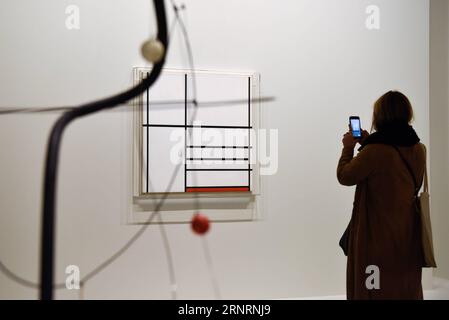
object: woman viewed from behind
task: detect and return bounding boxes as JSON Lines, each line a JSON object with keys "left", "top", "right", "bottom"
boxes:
{"left": 337, "top": 91, "right": 426, "bottom": 300}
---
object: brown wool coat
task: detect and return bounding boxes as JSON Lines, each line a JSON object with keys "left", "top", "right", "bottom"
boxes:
{"left": 337, "top": 143, "right": 426, "bottom": 300}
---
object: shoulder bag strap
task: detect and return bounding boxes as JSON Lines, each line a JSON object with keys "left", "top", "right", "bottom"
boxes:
{"left": 421, "top": 144, "right": 429, "bottom": 193}
{"left": 392, "top": 145, "right": 422, "bottom": 197}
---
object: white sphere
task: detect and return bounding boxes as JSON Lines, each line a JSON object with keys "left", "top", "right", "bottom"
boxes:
{"left": 141, "top": 39, "right": 165, "bottom": 63}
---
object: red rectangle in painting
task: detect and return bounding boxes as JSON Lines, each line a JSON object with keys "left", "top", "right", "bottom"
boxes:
{"left": 186, "top": 187, "right": 250, "bottom": 193}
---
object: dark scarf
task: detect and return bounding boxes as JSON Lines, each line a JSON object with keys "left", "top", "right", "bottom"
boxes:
{"left": 358, "top": 121, "right": 420, "bottom": 151}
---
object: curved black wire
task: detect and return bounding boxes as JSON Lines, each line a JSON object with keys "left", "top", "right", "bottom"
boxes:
{"left": 39, "top": 0, "right": 168, "bottom": 300}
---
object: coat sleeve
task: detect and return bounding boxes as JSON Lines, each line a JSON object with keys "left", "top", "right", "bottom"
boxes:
{"left": 337, "top": 145, "right": 377, "bottom": 186}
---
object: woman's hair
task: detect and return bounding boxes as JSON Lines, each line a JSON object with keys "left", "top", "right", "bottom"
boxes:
{"left": 371, "top": 91, "right": 414, "bottom": 132}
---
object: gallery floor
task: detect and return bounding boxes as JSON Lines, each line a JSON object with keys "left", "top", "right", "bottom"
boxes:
{"left": 290, "top": 278, "right": 449, "bottom": 300}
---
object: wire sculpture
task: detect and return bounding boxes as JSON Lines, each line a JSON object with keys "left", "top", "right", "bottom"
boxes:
{"left": 0, "top": 0, "right": 274, "bottom": 300}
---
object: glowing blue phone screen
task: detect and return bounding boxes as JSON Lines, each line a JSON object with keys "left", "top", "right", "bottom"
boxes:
{"left": 351, "top": 119, "right": 361, "bottom": 138}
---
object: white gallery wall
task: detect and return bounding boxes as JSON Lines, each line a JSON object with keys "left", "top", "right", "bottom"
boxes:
{"left": 0, "top": 0, "right": 433, "bottom": 299}
{"left": 430, "top": 0, "right": 449, "bottom": 281}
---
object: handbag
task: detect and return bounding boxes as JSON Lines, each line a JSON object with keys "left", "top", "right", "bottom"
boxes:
{"left": 393, "top": 145, "right": 437, "bottom": 268}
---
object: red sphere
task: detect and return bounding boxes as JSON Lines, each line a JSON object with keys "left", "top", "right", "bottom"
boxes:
{"left": 191, "top": 213, "right": 210, "bottom": 235}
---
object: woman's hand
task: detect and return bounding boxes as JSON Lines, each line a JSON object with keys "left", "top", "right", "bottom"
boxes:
{"left": 359, "top": 130, "right": 369, "bottom": 145}
{"left": 344, "top": 125, "right": 370, "bottom": 148}
{"left": 342, "top": 132, "right": 357, "bottom": 149}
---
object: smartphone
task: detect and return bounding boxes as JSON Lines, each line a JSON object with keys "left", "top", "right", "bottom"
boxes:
{"left": 349, "top": 116, "right": 362, "bottom": 139}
